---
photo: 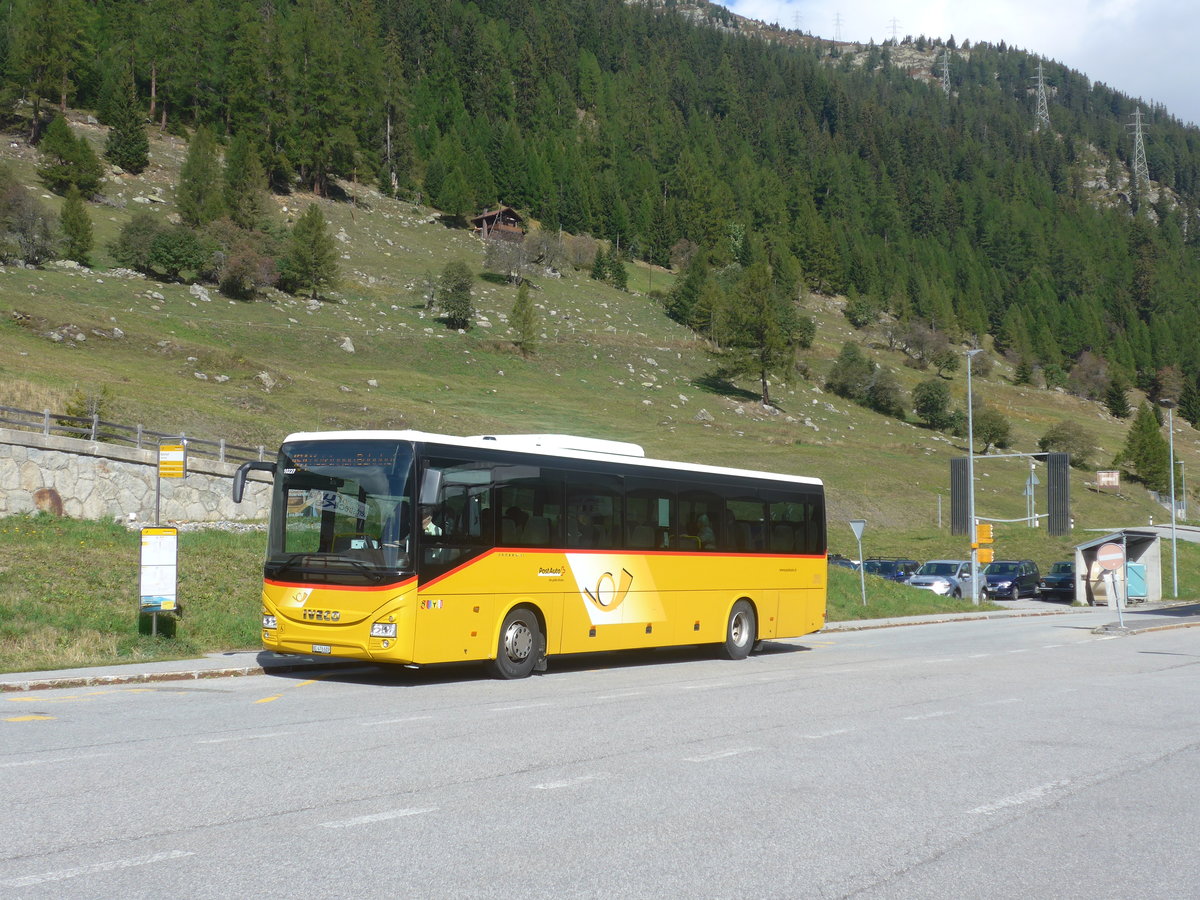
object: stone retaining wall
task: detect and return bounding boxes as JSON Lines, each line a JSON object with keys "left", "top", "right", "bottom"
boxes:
{"left": 0, "top": 427, "right": 272, "bottom": 522}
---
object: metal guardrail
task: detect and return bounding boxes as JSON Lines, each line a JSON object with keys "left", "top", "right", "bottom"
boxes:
{"left": 0, "top": 404, "right": 266, "bottom": 463}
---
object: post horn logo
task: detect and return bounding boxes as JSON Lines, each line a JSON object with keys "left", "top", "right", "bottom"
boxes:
{"left": 584, "top": 568, "right": 634, "bottom": 609}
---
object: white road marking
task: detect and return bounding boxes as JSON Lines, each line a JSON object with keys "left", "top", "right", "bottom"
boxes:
{"left": 969, "top": 780, "right": 1071, "bottom": 815}
{"left": 903, "top": 710, "right": 955, "bottom": 721}
{"left": 489, "top": 703, "right": 551, "bottom": 712}
{"left": 197, "top": 732, "right": 291, "bottom": 744}
{"left": 0, "top": 752, "right": 110, "bottom": 769}
{"left": 2, "top": 850, "right": 194, "bottom": 887}
{"left": 320, "top": 807, "right": 437, "bottom": 828}
{"left": 803, "top": 729, "right": 850, "bottom": 740}
{"left": 680, "top": 682, "right": 731, "bottom": 690}
{"left": 967, "top": 653, "right": 990, "bottom": 659}
{"left": 981, "top": 698, "right": 1022, "bottom": 706}
{"left": 534, "top": 773, "right": 605, "bottom": 790}
{"left": 684, "top": 748, "right": 757, "bottom": 763}
{"left": 596, "top": 690, "right": 646, "bottom": 700}
{"left": 362, "top": 715, "right": 433, "bottom": 726}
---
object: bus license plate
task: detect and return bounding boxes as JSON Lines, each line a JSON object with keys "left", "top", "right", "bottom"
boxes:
{"left": 312, "top": 644, "right": 331, "bottom": 655}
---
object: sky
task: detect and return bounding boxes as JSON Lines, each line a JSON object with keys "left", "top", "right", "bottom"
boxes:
{"left": 721, "top": 1, "right": 1200, "bottom": 128}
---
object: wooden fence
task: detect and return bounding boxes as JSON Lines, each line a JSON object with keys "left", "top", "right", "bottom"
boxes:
{"left": 0, "top": 405, "right": 267, "bottom": 463}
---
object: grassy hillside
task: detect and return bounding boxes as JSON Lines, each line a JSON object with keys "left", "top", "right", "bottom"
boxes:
{"left": 2, "top": 121, "right": 1197, "bottom": 577}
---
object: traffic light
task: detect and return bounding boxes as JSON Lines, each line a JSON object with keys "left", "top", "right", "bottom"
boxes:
{"left": 975, "top": 523, "right": 994, "bottom": 544}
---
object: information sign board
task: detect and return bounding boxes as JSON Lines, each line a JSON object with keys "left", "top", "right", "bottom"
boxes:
{"left": 158, "top": 444, "right": 186, "bottom": 479}
{"left": 140, "top": 527, "right": 178, "bottom": 611}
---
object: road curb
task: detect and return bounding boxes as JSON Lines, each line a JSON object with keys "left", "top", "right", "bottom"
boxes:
{"left": 823, "top": 608, "right": 1081, "bottom": 632}
{"left": 0, "top": 660, "right": 347, "bottom": 693}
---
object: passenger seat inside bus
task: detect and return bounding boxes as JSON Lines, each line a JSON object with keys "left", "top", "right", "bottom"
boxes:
{"left": 628, "top": 523, "right": 655, "bottom": 548}
{"left": 523, "top": 515, "right": 551, "bottom": 545}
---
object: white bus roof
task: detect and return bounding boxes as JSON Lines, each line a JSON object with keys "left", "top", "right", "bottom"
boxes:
{"left": 281, "top": 429, "right": 823, "bottom": 488}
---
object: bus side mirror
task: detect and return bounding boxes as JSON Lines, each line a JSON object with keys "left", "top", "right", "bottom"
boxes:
{"left": 233, "top": 460, "right": 276, "bottom": 503}
{"left": 419, "top": 467, "right": 442, "bottom": 505}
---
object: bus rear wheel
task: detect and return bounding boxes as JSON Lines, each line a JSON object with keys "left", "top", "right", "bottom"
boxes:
{"left": 719, "top": 600, "right": 756, "bottom": 660}
{"left": 489, "top": 607, "right": 542, "bottom": 679}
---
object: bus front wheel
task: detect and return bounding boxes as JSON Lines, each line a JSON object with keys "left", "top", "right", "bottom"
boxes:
{"left": 719, "top": 600, "right": 757, "bottom": 660}
{"left": 489, "top": 607, "right": 542, "bottom": 679}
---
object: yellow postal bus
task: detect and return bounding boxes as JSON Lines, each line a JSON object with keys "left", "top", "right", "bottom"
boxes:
{"left": 234, "top": 431, "right": 826, "bottom": 678}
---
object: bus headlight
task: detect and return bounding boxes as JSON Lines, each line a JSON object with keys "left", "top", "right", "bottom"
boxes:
{"left": 262, "top": 615, "right": 277, "bottom": 629}
{"left": 371, "top": 622, "right": 398, "bottom": 638}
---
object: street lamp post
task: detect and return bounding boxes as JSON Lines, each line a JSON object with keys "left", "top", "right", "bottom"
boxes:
{"left": 966, "top": 348, "right": 984, "bottom": 605}
{"left": 1160, "top": 399, "right": 1179, "bottom": 598}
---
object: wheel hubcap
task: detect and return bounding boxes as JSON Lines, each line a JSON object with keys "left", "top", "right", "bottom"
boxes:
{"left": 503, "top": 620, "right": 533, "bottom": 662}
{"left": 731, "top": 611, "right": 749, "bottom": 646}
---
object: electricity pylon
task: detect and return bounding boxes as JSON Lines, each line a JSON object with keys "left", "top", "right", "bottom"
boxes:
{"left": 1033, "top": 61, "right": 1051, "bottom": 132}
{"left": 1129, "top": 106, "right": 1151, "bottom": 202}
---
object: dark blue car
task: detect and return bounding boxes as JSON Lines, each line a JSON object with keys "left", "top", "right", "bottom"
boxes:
{"left": 862, "top": 557, "right": 920, "bottom": 582}
{"left": 982, "top": 559, "right": 1041, "bottom": 600}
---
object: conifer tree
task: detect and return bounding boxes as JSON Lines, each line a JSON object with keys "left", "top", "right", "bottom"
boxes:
{"left": 590, "top": 245, "right": 608, "bottom": 281}
{"left": 438, "top": 259, "right": 474, "bottom": 330}
{"left": 717, "top": 261, "right": 798, "bottom": 406}
{"left": 279, "top": 204, "right": 338, "bottom": 300}
{"left": 177, "top": 126, "right": 224, "bottom": 227}
{"left": 58, "top": 185, "right": 92, "bottom": 264}
{"left": 510, "top": 280, "right": 537, "bottom": 356}
{"left": 609, "top": 252, "right": 628, "bottom": 291}
{"left": 103, "top": 76, "right": 149, "bottom": 175}
{"left": 1105, "top": 378, "right": 1131, "bottom": 419}
{"left": 1114, "top": 403, "right": 1170, "bottom": 492}
{"left": 36, "top": 117, "right": 102, "bottom": 196}
{"left": 1180, "top": 376, "right": 1200, "bottom": 428}
{"left": 223, "top": 133, "right": 269, "bottom": 231}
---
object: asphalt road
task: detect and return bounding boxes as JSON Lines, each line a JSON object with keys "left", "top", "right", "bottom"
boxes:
{"left": 3, "top": 608, "right": 1198, "bottom": 899}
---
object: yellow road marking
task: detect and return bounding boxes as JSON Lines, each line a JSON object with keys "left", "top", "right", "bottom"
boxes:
{"left": 6, "top": 715, "right": 55, "bottom": 722}
{"left": 6, "top": 688, "right": 160, "bottom": 705}
{"left": 255, "top": 675, "right": 328, "bottom": 705}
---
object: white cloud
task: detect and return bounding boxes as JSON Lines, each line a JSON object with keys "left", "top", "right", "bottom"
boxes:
{"left": 721, "top": 1, "right": 1200, "bottom": 127}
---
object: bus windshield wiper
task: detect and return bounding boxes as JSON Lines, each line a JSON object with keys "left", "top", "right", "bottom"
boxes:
{"left": 272, "top": 553, "right": 315, "bottom": 578}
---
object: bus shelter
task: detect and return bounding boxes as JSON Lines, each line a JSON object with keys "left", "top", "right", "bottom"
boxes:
{"left": 1074, "top": 529, "right": 1161, "bottom": 606}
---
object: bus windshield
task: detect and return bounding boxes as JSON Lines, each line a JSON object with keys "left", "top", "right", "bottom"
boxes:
{"left": 267, "top": 439, "right": 414, "bottom": 585}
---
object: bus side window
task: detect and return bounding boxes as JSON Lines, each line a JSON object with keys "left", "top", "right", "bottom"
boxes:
{"left": 725, "top": 498, "right": 766, "bottom": 552}
{"left": 626, "top": 480, "right": 673, "bottom": 551}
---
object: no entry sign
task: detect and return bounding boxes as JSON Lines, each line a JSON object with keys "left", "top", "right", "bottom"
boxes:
{"left": 1096, "top": 542, "right": 1126, "bottom": 571}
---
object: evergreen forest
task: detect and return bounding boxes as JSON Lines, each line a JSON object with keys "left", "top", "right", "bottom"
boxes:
{"left": 5, "top": 0, "right": 1200, "bottom": 403}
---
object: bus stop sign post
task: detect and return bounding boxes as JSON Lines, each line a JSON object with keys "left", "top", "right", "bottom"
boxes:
{"left": 146, "top": 443, "right": 186, "bottom": 637}
{"left": 1096, "top": 540, "right": 1126, "bottom": 629}
{"left": 849, "top": 519, "right": 867, "bottom": 606}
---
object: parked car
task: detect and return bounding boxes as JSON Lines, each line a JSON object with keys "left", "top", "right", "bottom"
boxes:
{"left": 1038, "top": 561, "right": 1076, "bottom": 602}
{"left": 906, "top": 559, "right": 970, "bottom": 597}
{"left": 828, "top": 553, "right": 859, "bottom": 570}
{"left": 982, "top": 559, "right": 1041, "bottom": 600}
{"left": 861, "top": 557, "right": 921, "bottom": 582}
